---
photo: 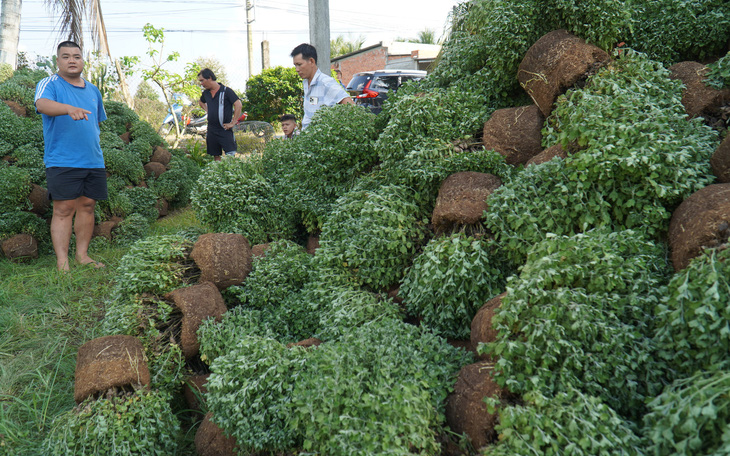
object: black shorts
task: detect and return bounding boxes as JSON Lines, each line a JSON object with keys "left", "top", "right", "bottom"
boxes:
{"left": 46, "top": 167, "right": 108, "bottom": 201}
{"left": 206, "top": 128, "right": 237, "bottom": 156}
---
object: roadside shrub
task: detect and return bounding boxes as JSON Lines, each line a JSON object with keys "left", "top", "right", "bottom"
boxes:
{"left": 205, "top": 336, "right": 308, "bottom": 452}
{"left": 482, "top": 229, "right": 669, "bottom": 418}
{"left": 289, "top": 319, "right": 473, "bottom": 455}
{"left": 654, "top": 247, "right": 730, "bottom": 379}
{"left": 43, "top": 390, "right": 181, "bottom": 455}
{"left": 316, "top": 184, "right": 429, "bottom": 290}
{"left": 401, "top": 234, "right": 509, "bottom": 339}
{"left": 643, "top": 370, "right": 730, "bottom": 456}
{"left": 486, "top": 389, "right": 643, "bottom": 456}
{"left": 191, "top": 156, "right": 296, "bottom": 245}
{"left": 242, "top": 66, "right": 303, "bottom": 124}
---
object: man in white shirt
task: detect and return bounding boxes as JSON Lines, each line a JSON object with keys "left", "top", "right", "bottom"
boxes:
{"left": 291, "top": 43, "right": 353, "bottom": 130}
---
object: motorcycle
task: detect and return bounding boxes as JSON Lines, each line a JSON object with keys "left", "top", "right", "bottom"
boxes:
{"left": 159, "top": 103, "right": 208, "bottom": 137}
{"left": 159, "top": 104, "right": 254, "bottom": 137}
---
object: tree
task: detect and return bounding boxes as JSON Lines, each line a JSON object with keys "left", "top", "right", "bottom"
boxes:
{"left": 396, "top": 28, "right": 441, "bottom": 45}
{"left": 242, "top": 66, "right": 303, "bottom": 123}
{"left": 330, "top": 35, "right": 366, "bottom": 58}
{"left": 194, "top": 56, "right": 227, "bottom": 85}
{"left": 0, "top": 0, "right": 22, "bottom": 68}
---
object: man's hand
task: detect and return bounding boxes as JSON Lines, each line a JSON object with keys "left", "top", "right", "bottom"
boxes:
{"left": 67, "top": 106, "right": 91, "bottom": 121}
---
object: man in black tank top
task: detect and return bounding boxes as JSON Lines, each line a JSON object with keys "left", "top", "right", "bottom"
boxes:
{"left": 197, "top": 68, "right": 243, "bottom": 161}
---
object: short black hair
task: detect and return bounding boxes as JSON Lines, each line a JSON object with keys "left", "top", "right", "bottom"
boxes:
{"left": 290, "top": 43, "right": 317, "bottom": 64}
{"left": 279, "top": 114, "right": 296, "bottom": 122}
{"left": 198, "top": 68, "right": 216, "bottom": 81}
{"left": 57, "top": 41, "right": 81, "bottom": 55}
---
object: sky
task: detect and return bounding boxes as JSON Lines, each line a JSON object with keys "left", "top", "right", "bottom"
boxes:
{"left": 18, "top": 0, "right": 462, "bottom": 92}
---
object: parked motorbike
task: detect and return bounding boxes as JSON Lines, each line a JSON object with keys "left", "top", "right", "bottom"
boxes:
{"left": 159, "top": 103, "right": 208, "bottom": 137}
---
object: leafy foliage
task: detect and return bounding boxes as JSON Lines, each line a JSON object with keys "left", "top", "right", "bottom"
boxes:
{"left": 206, "top": 336, "right": 308, "bottom": 452}
{"left": 316, "top": 184, "right": 429, "bottom": 289}
{"left": 148, "top": 151, "right": 200, "bottom": 209}
{"left": 486, "top": 389, "right": 643, "bottom": 456}
{"left": 628, "top": 0, "right": 730, "bottom": 64}
{"left": 43, "top": 390, "right": 181, "bottom": 455}
{"left": 482, "top": 229, "right": 669, "bottom": 418}
{"left": 102, "top": 134, "right": 145, "bottom": 185}
{"left": 190, "top": 155, "right": 297, "bottom": 245}
{"left": 706, "top": 50, "right": 730, "bottom": 89}
{"left": 228, "top": 240, "right": 311, "bottom": 309}
{"left": 10, "top": 144, "right": 45, "bottom": 185}
{"left": 486, "top": 50, "right": 718, "bottom": 264}
{"left": 101, "top": 101, "right": 140, "bottom": 137}
{"left": 315, "top": 287, "right": 401, "bottom": 341}
{"left": 0, "top": 165, "right": 31, "bottom": 212}
{"left": 242, "top": 66, "right": 303, "bottom": 123}
{"left": 643, "top": 370, "right": 730, "bottom": 456}
{"left": 0, "top": 210, "right": 51, "bottom": 252}
{"left": 654, "top": 247, "right": 730, "bottom": 379}
{"left": 290, "top": 319, "right": 473, "bottom": 455}
{"left": 401, "top": 234, "right": 509, "bottom": 339}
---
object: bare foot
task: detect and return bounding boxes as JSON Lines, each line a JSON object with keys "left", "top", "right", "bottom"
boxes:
{"left": 57, "top": 259, "right": 71, "bottom": 272}
{"left": 76, "top": 256, "right": 105, "bottom": 269}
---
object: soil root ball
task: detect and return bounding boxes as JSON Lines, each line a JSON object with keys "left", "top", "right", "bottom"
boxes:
{"left": 518, "top": 29, "right": 610, "bottom": 117}
{"left": 74, "top": 335, "right": 150, "bottom": 404}
{"left": 669, "top": 183, "right": 730, "bottom": 271}
{"left": 482, "top": 105, "right": 544, "bottom": 166}
{"left": 432, "top": 171, "right": 502, "bottom": 235}
{"left": 166, "top": 282, "right": 227, "bottom": 360}
{"left": 190, "top": 233, "right": 253, "bottom": 290}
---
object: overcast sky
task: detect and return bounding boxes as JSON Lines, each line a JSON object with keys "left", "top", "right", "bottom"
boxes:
{"left": 18, "top": 0, "right": 461, "bottom": 90}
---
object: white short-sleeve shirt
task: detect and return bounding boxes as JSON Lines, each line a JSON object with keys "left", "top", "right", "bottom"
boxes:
{"left": 301, "top": 69, "right": 350, "bottom": 130}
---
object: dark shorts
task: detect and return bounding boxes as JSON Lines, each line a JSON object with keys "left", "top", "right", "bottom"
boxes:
{"left": 206, "top": 128, "right": 237, "bottom": 156}
{"left": 46, "top": 167, "right": 108, "bottom": 201}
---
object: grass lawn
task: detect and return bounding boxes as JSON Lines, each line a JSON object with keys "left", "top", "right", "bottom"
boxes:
{"left": 0, "top": 208, "right": 206, "bottom": 455}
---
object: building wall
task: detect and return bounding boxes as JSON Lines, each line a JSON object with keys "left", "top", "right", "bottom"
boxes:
{"left": 331, "top": 47, "right": 388, "bottom": 86}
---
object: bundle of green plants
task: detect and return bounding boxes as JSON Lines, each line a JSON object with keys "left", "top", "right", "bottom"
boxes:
{"left": 0, "top": 102, "right": 43, "bottom": 149}
{"left": 315, "top": 287, "right": 402, "bottom": 341}
{"left": 0, "top": 79, "right": 36, "bottom": 115}
{"left": 316, "top": 184, "right": 429, "bottom": 290}
{"left": 370, "top": 138, "right": 513, "bottom": 215}
{"left": 129, "top": 119, "right": 166, "bottom": 154}
{"left": 100, "top": 100, "right": 140, "bottom": 137}
{"left": 654, "top": 246, "right": 730, "bottom": 379}
{"left": 628, "top": 0, "right": 730, "bottom": 65}
{"left": 113, "top": 213, "right": 153, "bottom": 246}
{"left": 191, "top": 155, "right": 297, "bottom": 245}
{"left": 101, "top": 134, "right": 145, "bottom": 185}
{"left": 375, "top": 85, "right": 494, "bottom": 167}
{"left": 289, "top": 319, "right": 473, "bottom": 455}
{"left": 0, "top": 62, "right": 12, "bottom": 83}
{"left": 0, "top": 164, "right": 31, "bottom": 212}
{"left": 481, "top": 229, "right": 670, "bottom": 419}
{"left": 9, "top": 143, "right": 45, "bottom": 185}
{"left": 486, "top": 389, "right": 643, "bottom": 456}
{"left": 241, "top": 66, "right": 303, "bottom": 124}
{"left": 227, "top": 240, "right": 312, "bottom": 309}
{"left": 400, "top": 234, "right": 509, "bottom": 340}
{"left": 643, "top": 369, "right": 730, "bottom": 455}
{"left": 43, "top": 389, "right": 182, "bottom": 455}
{"left": 706, "top": 50, "right": 730, "bottom": 89}
{"left": 0, "top": 210, "right": 51, "bottom": 252}
{"left": 104, "top": 233, "right": 199, "bottom": 302}
{"left": 264, "top": 103, "right": 379, "bottom": 232}
{"left": 198, "top": 307, "right": 283, "bottom": 364}
{"left": 148, "top": 151, "right": 201, "bottom": 209}
{"left": 205, "top": 335, "right": 309, "bottom": 452}
{"left": 486, "top": 50, "right": 717, "bottom": 264}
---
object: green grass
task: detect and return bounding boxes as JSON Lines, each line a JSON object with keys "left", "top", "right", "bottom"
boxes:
{"left": 0, "top": 208, "right": 205, "bottom": 455}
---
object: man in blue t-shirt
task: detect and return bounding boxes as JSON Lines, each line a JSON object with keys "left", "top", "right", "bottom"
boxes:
{"left": 291, "top": 43, "right": 353, "bottom": 130}
{"left": 34, "top": 41, "right": 108, "bottom": 272}
{"left": 197, "top": 68, "right": 242, "bottom": 161}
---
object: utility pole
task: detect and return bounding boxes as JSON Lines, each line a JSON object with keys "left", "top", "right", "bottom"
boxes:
{"left": 308, "top": 0, "right": 331, "bottom": 72}
{"left": 246, "top": 0, "right": 255, "bottom": 78}
{"left": 261, "top": 40, "right": 270, "bottom": 70}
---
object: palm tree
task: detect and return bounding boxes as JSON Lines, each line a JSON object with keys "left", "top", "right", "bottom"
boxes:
{"left": 331, "top": 35, "right": 366, "bottom": 58}
{"left": 0, "top": 0, "right": 23, "bottom": 68}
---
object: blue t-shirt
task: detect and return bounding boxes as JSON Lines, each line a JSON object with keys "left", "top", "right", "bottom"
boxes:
{"left": 34, "top": 75, "right": 107, "bottom": 168}
{"left": 301, "top": 69, "right": 349, "bottom": 130}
